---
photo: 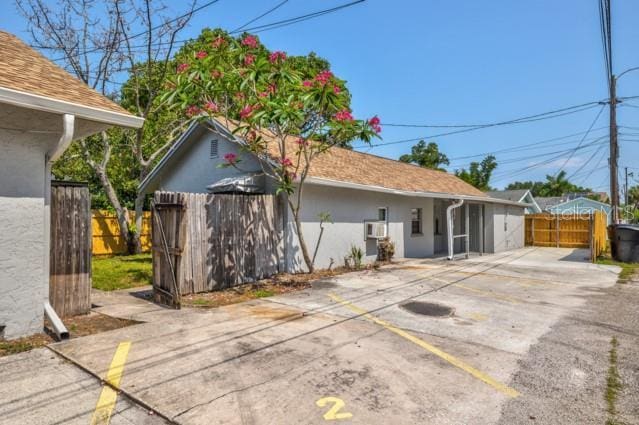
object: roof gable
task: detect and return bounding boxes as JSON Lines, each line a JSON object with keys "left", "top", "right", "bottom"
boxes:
{"left": 141, "top": 120, "right": 489, "bottom": 198}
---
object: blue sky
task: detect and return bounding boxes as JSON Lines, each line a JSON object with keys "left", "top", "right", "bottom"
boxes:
{"left": 3, "top": 0, "right": 638, "bottom": 191}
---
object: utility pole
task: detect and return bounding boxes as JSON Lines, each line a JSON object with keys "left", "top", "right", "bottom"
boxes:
{"left": 609, "top": 75, "right": 619, "bottom": 223}
{"left": 624, "top": 167, "right": 628, "bottom": 208}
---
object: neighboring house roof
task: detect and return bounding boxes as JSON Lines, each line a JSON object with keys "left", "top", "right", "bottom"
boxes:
{"left": 486, "top": 189, "right": 541, "bottom": 213}
{"left": 0, "top": 31, "right": 142, "bottom": 128}
{"left": 141, "top": 121, "right": 532, "bottom": 208}
{"left": 486, "top": 189, "right": 529, "bottom": 202}
{"left": 535, "top": 196, "right": 564, "bottom": 211}
{"left": 549, "top": 197, "right": 611, "bottom": 211}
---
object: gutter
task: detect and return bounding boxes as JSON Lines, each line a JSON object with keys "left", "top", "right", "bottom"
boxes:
{"left": 0, "top": 86, "right": 144, "bottom": 129}
{"left": 43, "top": 114, "right": 75, "bottom": 341}
{"left": 305, "top": 176, "right": 532, "bottom": 208}
{"left": 44, "top": 301, "right": 69, "bottom": 340}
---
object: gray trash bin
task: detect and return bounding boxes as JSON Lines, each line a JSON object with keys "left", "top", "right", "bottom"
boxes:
{"left": 611, "top": 225, "right": 639, "bottom": 263}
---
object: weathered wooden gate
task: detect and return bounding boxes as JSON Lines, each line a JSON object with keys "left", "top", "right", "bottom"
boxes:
{"left": 151, "top": 191, "right": 282, "bottom": 306}
{"left": 50, "top": 181, "right": 92, "bottom": 317}
{"left": 151, "top": 192, "right": 188, "bottom": 308}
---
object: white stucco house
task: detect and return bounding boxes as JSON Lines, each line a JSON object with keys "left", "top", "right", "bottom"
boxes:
{"left": 0, "top": 31, "right": 143, "bottom": 340}
{"left": 140, "top": 120, "right": 527, "bottom": 272}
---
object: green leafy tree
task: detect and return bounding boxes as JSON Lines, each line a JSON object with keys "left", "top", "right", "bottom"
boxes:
{"left": 18, "top": 0, "right": 199, "bottom": 253}
{"left": 164, "top": 30, "right": 381, "bottom": 272}
{"left": 399, "top": 140, "right": 449, "bottom": 171}
{"left": 506, "top": 171, "right": 592, "bottom": 197}
{"left": 455, "top": 155, "right": 497, "bottom": 191}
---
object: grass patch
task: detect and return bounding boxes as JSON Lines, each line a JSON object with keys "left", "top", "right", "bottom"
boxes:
{"left": 605, "top": 336, "right": 623, "bottom": 425}
{"left": 0, "top": 334, "right": 51, "bottom": 356}
{"left": 93, "top": 253, "right": 152, "bottom": 291}
{"left": 597, "top": 256, "right": 639, "bottom": 283}
{"left": 254, "top": 289, "right": 275, "bottom": 298}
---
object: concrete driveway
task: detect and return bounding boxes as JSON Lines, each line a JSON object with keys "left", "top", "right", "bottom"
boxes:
{"left": 6, "top": 247, "right": 638, "bottom": 424}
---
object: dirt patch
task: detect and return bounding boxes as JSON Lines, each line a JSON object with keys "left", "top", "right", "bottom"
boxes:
{"left": 0, "top": 312, "right": 139, "bottom": 357}
{"left": 182, "top": 266, "right": 362, "bottom": 308}
{"left": 59, "top": 312, "right": 140, "bottom": 338}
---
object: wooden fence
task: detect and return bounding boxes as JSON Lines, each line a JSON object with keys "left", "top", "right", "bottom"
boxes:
{"left": 151, "top": 191, "right": 282, "bottom": 307}
{"left": 50, "top": 182, "right": 92, "bottom": 317}
{"left": 525, "top": 211, "right": 608, "bottom": 261}
{"left": 92, "top": 210, "right": 151, "bottom": 255}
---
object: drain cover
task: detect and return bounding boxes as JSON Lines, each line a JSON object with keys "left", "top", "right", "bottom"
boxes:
{"left": 400, "top": 301, "right": 453, "bottom": 317}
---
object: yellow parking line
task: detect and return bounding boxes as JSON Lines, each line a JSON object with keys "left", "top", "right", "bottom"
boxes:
{"left": 91, "top": 341, "right": 132, "bottom": 425}
{"left": 454, "top": 284, "right": 522, "bottom": 304}
{"left": 329, "top": 294, "right": 520, "bottom": 398}
{"left": 427, "top": 276, "right": 523, "bottom": 304}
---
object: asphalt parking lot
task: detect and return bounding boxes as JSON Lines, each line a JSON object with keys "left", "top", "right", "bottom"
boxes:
{"left": 2, "top": 247, "right": 637, "bottom": 425}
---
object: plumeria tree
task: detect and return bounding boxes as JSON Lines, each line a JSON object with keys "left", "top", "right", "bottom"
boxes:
{"left": 164, "top": 30, "right": 381, "bottom": 272}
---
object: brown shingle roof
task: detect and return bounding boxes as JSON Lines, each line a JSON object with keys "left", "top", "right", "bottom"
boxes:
{"left": 302, "top": 147, "right": 487, "bottom": 197}
{"left": 217, "top": 119, "right": 486, "bottom": 198}
{"left": 0, "top": 31, "right": 131, "bottom": 115}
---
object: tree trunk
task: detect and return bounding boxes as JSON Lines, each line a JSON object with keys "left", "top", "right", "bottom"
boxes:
{"left": 132, "top": 192, "right": 145, "bottom": 254}
{"left": 292, "top": 210, "right": 314, "bottom": 273}
{"left": 95, "top": 167, "right": 132, "bottom": 251}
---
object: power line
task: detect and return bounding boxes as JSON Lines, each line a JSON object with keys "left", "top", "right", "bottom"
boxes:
{"left": 232, "top": 0, "right": 290, "bottom": 32}
{"left": 354, "top": 101, "right": 604, "bottom": 149}
{"left": 553, "top": 104, "right": 606, "bottom": 176}
{"left": 48, "top": 0, "right": 364, "bottom": 63}
{"left": 490, "top": 141, "right": 605, "bottom": 183}
{"left": 447, "top": 127, "right": 608, "bottom": 162}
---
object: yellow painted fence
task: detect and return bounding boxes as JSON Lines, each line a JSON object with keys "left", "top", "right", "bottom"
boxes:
{"left": 92, "top": 210, "right": 152, "bottom": 255}
{"left": 524, "top": 211, "right": 608, "bottom": 261}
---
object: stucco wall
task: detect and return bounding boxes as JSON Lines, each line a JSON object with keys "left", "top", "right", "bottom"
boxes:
{"left": 153, "top": 129, "right": 263, "bottom": 193}
{"left": 0, "top": 130, "right": 49, "bottom": 339}
{"left": 484, "top": 204, "right": 525, "bottom": 254}
{"left": 286, "top": 185, "right": 435, "bottom": 271}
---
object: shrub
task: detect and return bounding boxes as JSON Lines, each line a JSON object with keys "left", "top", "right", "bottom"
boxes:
{"left": 349, "top": 245, "right": 364, "bottom": 269}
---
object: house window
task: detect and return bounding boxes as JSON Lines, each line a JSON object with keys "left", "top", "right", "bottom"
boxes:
{"left": 210, "top": 139, "right": 219, "bottom": 158}
{"left": 378, "top": 207, "right": 387, "bottom": 222}
{"left": 411, "top": 208, "right": 422, "bottom": 235}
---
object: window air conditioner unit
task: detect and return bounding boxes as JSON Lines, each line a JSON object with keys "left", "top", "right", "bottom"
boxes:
{"left": 365, "top": 220, "right": 387, "bottom": 239}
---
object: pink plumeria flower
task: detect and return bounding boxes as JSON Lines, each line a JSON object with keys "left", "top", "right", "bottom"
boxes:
{"left": 185, "top": 105, "right": 200, "bottom": 117}
{"left": 223, "top": 152, "right": 237, "bottom": 164}
{"left": 333, "top": 85, "right": 341, "bottom": 94}
{"left": 368, "top": 116, "right": 382, "bottom": 133}
{"left": 204, "top": 101, "right": 218, "bottom": 113}
{"left": 334, "top": 109, "right": 354, "bottom": 122}
{"left": 239, "top": 105, "right": 254, "bottom": 119}
{"left": 241, "top": 35, "right": 258, "bottom": 48}
{"left": 195, "top": 51, "right": 208, "bottom": 59}
{"left": 302, "top": 80, "right": 313, "bottom": 88}
{"left": 212, "top": 36, "right": 225, "bottom": 48}
{"left": 315, "top": 70, "right": 333, "bottom": 85}
{"left": 268, "top": 51, "right": 286, "bottom": 63}
{"left": 244, "top": 54, "right": 255, "bottom": 66}
{"left": 177, "top": 63, "right": 189, "bottom": 73}
{"left": 280, "top": 157, "right": 293, "bottom": 167}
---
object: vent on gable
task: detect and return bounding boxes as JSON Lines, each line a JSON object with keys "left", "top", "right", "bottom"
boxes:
{"left": 210, "top": 139, "right": 219, "bottom": 158}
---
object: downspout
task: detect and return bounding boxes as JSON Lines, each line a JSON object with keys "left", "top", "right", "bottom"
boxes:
{"left": 44, "top": 114, "right": 75, "bottom": 340}
{"left": 447, "top": 199, "right": 464, "bottom": 260}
